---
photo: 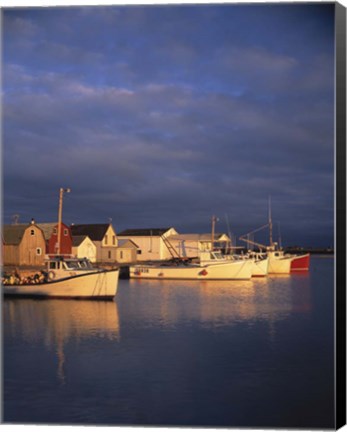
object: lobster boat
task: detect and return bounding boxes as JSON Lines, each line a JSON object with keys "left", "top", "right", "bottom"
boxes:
{"left": 290, "top": 253, "right": 310, "bottom": 272}
{"left": 130, "top": 251, "right": 253, "bottom": 280}
{"left": 2, "top": 256, "right": 120, "bottom": 299}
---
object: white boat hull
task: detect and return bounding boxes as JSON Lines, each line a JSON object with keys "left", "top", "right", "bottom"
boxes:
{"left": 130, "top": 260, "right": 253, "bottom": 280}
{"left": 267, "top": 256, "right": 293, "bottom": 274}
{"left": 3, "top": 269, "right": 119, "bottom": 299}
{"left": 252, "top": 257, "right": 269, "bottom": 277}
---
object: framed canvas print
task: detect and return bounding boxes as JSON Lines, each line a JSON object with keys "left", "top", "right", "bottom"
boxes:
{"left": 1, "top": 1, "right": 346, "bottom": 431}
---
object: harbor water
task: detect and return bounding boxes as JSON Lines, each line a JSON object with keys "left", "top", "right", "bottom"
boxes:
{"left": 3, "top": 256, "right": 335, "bottom": 428}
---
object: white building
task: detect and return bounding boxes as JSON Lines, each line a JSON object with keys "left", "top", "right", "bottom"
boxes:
{"left": 72, "top": 235, "right": 97, "bottom": 262}
{"left": 167, "top": 233, "right": 231, "bottom": 258}
{"left": 117, "top": 228, "right": 178, "bottom": 261}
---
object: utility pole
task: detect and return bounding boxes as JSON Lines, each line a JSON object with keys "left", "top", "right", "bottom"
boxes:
{"left": 57, "top": 187, "right": 71, "bottom": 255}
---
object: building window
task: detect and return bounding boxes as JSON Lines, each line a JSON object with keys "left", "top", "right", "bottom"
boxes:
{"left": 105, "top": 235, "right": 108, "bottom": 245}
{"left": 120, "top": 251, "right": 123, "bottom": 259}
{"left": 108, "top": 251, "right": 111, "bottom": 259}
{"left": 30, "top": 229, "right": 35, "bottom": 236}
{"left": 64, "top": 229, "right": 68, "bottom": 236}
{"left": 53, "top": 228, "right": 57, "bottom": 235}
{"left": 113, "top": 235, "right": 116, "bottom": 245}
{"left": 137, "top": 250, "right": 142, "bottom": 255}
{"left": 36, "top": 248, "right": 42, "bottom": 256}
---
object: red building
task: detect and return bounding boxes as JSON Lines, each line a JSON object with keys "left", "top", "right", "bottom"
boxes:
{"left": 37, "top": 222, "right": 72, "bottom": 255}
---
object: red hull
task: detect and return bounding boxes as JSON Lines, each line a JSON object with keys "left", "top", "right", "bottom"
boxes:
{"left": 290, "top": 254, "right": 310, "bottom": 271}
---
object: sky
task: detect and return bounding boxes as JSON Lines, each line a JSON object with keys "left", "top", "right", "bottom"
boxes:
{"left": 2, "top": 3, "right": 336, "bottom": 248}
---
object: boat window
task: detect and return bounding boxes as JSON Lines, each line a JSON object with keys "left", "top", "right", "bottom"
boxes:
{"left": 49, "top": 262, "right": 57, "bottom": 269}
{"left": 212, "top": 252, "right": 223, "bottom": 259}
{"left": 65, "top": 260, "right": 79, "bottom": 269}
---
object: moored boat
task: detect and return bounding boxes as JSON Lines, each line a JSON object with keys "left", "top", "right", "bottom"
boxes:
{"left": 266, "top": 249, "right": 294, "bottom": 274}
{"left": 246, "top": 252, "right": 269, "bottom": 277}
{"left": 129, "top": 251, "right": 253, "bottom": 280}
{"left": 239, "top": 199, "right": 310, "bottom": 275}
{"left": 290, "top": 253, "right": 310, "bottom": 271}
{"left": 2, "top": 256, "right": 120, "bottom": 299}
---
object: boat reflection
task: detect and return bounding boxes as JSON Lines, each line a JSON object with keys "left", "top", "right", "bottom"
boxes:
{"left": 4, "top": 299, "right": 120, "bottom": 384}
{"left": 127, "top": 274, "right": 312, "bottom": 328}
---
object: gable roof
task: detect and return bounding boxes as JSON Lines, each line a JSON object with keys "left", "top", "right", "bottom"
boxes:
{"left": 3, "top": 223, "right": 45, "bottom": 245}
{"left": 72, "top": 235, "right": 89, "bottom": 247}
{"left": 118, "top": 228, "right": 172, "bottom": 237}
{"left": 70, "top": 224, "right": 111, "bottom": 241}
{"left": 118, "top": 239, "right": 139, "bottom": 249}
{"left": 36, "top": 223, "right": 57, "bottom": 240}
{"left": 3, "top": 225, "right": 28, "bottom": 245}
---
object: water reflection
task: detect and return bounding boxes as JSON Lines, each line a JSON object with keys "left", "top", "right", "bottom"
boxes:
{"left": 125, "top": 273, "right": 312, "bottom": 330}
{"left": 4, "top": 299, "right": 120, "bottom": 384}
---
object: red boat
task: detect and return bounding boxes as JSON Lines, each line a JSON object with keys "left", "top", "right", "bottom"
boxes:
{"left": 290, "top": 253, "right": 310, "bottom": 272}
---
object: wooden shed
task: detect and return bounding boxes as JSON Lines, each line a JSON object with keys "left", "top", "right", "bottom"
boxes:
{"left": 3, "top": 223, "right": 46, "bottom": 266}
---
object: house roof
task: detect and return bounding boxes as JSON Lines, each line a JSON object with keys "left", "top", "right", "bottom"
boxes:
{"left": 72, "top": 235, "right": 89, "bottom": 247}
{"left": 70, "top": 224, "right": 111, "bottom": 241}
{"left": 3, "top": 225, "right": 28, "bottom": 245}
{"left": 118, "top": 239, "right": 139, "bottom": 249}
{"left": 118, "top": 228, "right": 172, "bottom": 237}
{"left": 36, "top": 223, "right": 57, "bottom": 240}
{"left": 3, "top": 223, "right": 46, "bottom": 245}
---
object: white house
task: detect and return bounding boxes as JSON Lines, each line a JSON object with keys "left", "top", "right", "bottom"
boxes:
{"left": 72, "top": 235, "right": 97, "bottom": 262}
{"left": 70, "top": 224, "right": 117, "bottom": 263}
{"left": 117, "top": 228, "right": 178, "bottom": 261}
{"left": 116, "top": 239, "right": 138, "bottom": 263}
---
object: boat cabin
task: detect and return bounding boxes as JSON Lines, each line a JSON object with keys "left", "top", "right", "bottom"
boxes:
{"left": 46, "top": 256, "right": 95, "bottom": 280}
{"left": 199, "top": 251, "right": 226, "bottom": 265}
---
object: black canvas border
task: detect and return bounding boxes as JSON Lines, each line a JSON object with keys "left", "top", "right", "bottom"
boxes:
{"left": 336, "top": 2, "right": 346, "bottom": 429}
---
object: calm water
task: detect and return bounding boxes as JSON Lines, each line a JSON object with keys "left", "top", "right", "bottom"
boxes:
{"left": 3, "top": 256, "right": 335, "bottom": 428}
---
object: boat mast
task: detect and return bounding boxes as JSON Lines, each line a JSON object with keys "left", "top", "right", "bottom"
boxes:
{"left": 268, "top": 196, "right": 273, "bottom": 247}
{"left": 57, "top": 187, "right": 71, "bottom": 255}
{"left": 211, "top": 215, "right": 218, "bottom": 251}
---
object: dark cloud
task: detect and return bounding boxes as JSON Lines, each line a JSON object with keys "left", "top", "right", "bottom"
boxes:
{"left": 2, "top": 4, "right": 335, "bottom": 247}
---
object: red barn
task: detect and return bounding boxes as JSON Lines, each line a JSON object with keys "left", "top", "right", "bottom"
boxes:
{"left": 37, "top": 222, "right": 72, "bottom": 255}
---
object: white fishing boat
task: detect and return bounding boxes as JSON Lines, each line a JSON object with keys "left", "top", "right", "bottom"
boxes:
{"left": 2, "top": 256, "right": 120, "bottom": 299}
{"left": 246, "top": 252, "right": 269, "bottom": 277}
{"left": 129, "top": 251, "right": 253, "bottom": 280}
{"left": 266, "top": 247, "right": 294, "bottom": 274}
{"left": 2, "top": 188, "right": 119, "bottom": 299}
{"left": 239, "top": 199, "right": 301, "bottom": 275}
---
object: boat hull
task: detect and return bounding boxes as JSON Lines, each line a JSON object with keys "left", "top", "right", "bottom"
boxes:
{"left": 252, "top": 258, "right": 269, "bottom": 277}
{"left": 290, "top": 254, "right": 310, "bottom": 271}
{"left": 267, "top": 256, "right": 293, "bottom": 274}
{"left": 130, "top": 260, "right": 253, "bottom": 280}
{"left": 2, "top": 269, "right": 119, "bottom": 299}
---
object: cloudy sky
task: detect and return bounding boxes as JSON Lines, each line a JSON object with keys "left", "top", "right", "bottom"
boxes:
{"left": 2, "top": 3, "right": 335, "bottom": 247}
